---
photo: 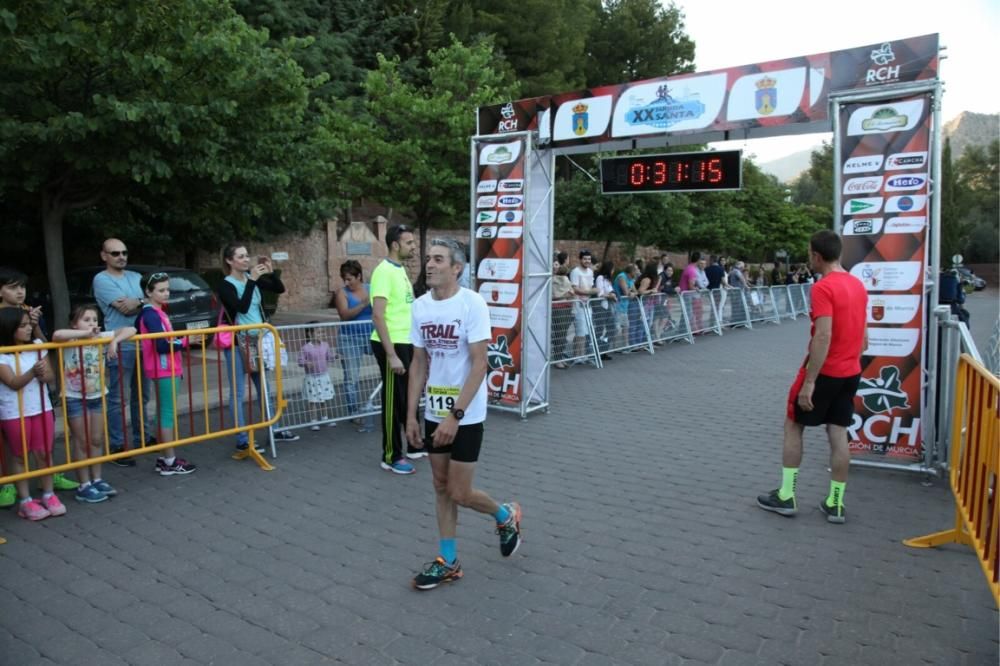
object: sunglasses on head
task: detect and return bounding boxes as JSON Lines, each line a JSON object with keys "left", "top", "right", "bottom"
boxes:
{"left": 107, "top": 250, "right": 128, "bottom": 257}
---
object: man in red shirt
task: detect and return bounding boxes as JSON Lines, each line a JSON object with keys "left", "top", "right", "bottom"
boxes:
{"left": 757, "top": 230, "right": 868, "bottom": 524}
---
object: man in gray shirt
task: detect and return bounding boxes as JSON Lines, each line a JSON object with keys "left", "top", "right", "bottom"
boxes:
{"left": 92, "top": 238, "right": 152, "bottom": 464}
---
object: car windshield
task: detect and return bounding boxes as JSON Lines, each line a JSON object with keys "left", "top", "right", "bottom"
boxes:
{"left": 168, "top": 273, "right": 209, "bottom": 293}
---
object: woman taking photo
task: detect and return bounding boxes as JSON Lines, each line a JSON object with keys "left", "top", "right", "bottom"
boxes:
{"left": 333, "top": 260, "right": 375, "bottom": 429}
{"left": 218, "top": 243, "right": 298, "bottom": 452}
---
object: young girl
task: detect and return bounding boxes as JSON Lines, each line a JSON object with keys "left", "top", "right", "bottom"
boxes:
{"left": 0, "top": 308, "right": 63, "bottom": 520}
{"left": 53, "top": 305, "right": 136, "bottom": 502}
{"left": 137, "top": 273, "right": 196, "bottom": 476}
{"left": 298, "top": 324, "right": 338, "bottom": 431}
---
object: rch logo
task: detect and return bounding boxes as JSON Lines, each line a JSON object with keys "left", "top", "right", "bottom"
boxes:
{"left": 498, "top": 102, "right": 518, "bottom": 132}
{"left": 867, "top": 42, "right": 899, "bottom": 84}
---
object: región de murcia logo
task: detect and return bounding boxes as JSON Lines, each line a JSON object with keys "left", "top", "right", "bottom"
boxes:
{"left": 487, "top": 335, "right": 514, "bottom": 371}
{"left": 857, "top": 366, "right": 910, "bottom": 414}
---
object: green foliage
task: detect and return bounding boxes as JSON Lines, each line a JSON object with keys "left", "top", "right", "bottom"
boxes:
{"left": 585, "top": 0, "right": 695, "bottom": 86}
{"left": 953, "top": 139, "right": 999, "bottom": 263}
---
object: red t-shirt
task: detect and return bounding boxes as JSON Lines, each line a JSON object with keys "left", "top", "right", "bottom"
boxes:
{"left": 807, "top": 271, "right": 868, "bottom": 377}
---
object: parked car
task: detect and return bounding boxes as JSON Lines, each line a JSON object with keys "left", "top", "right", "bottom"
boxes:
{"left": 67, "top": 265, "right": 220, "bottom": 336}
{"left": 956, "top": 267, "right": 986, "bottom": 291}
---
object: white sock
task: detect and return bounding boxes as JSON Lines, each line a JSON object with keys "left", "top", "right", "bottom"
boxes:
{"left": 42, "top": 492, "right": 54, "bottom": 500}
{"left": 163, "top": 456, "right": 176, "bottom": 466}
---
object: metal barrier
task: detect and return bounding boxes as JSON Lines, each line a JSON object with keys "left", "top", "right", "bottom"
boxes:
{"left": 680, "top": 290, "right": 722, "bottom": 336}
{"left": 770, "top": 285, "right": 799, "bottom": 320}
{"left": 551, "top": 300, "right": 601, "bottom": 368}
{"left": 641, "top": 293, "right": 693, "bottom": 345}
{"left": 711, "top": 288, "right": 752, "bottom": 330}
{"left": 904, "top": 354, "right": 1000, "bottom": 606}
{"left": 789, "top": 283, "right": 809, "bottom": 317}
{"left": 0, "top": 323, "right": 284, "bottom": 486}
{"left": 261, "top": 321, "right": 379, "bottom": 451}
{"left": 599, "top": 296, "right": 652, "bottom": 355}
{"left": 747, "top": 286, "right": 781, "bottom": 325}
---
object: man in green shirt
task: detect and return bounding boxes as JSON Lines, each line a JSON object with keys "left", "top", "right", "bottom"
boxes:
{"left": 370, "top": 224, "right": 419, "bottom": 474}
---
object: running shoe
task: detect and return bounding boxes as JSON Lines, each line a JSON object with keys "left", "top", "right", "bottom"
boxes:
{"left": 91, "top": 480, "right": 118, "bottom": 497}
{"left": 0, "top": 484, "right": 16, "bottom": 508}
{"left": 406, "top": 451, "right": 428, "bottom": 460}
{"left": 17, "top": 499, "right": 50, "bottom": 521}
{"left": 156, "top": 458, "right": 197, "bottom": 476}
{"left": 41, "top": 494, "right": 67, "bottom": 516}
{"left": 379, "top": 460, "right": 415, "bottom": 475}
{"left": 496, "top": 502, "right": 522, "bottom": 557}
{"left": 756, "top": 489, "right": 797, "bottom": 517}
{"left": 52, "top": 473, "right": 79, "bottom": 491}
{"left": 412, "top": 557, "right": 463, "bottom": 590}
{"left": 310, "top": 425, "right": 321, "bottom": 431}
{"left": 273, "top": 430, "right": 300, "bottom": 442}
{"left": 820, "top": 500, "right": 846, "bottom": 524}
{"left": 75, "top": 485, "right": 109, "bottom": 504}
{"left": 109, "top": 447, "right": 137, "bottom": 467}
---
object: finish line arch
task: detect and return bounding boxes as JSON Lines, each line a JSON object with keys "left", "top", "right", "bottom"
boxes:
{"left": 469, "top": 34, "right": 942, "bottom": 474}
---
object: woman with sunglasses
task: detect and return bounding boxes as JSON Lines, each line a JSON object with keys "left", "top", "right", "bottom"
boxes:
{"left": 217, "top": 244, "right": 297, "bottom": 454}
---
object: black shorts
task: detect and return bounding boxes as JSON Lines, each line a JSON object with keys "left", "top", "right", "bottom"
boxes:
{"left": 788, "top": 369, "right": 861, "bottom": 427}
{"left": 424, "top": 421, "right": 484, "bottom": 463}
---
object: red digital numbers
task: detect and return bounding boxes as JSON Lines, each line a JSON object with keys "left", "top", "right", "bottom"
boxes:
{"left": 706, "top": 158, "right": 723, "bottom": 183}
{"left": 629, "top": 162, "right": 644, "bottom": 186}
{"left": 653, "top": 161, "right": 667, "bottom": 185}
{"left": 603, "top": 151, "right": 740, "bottom": 193}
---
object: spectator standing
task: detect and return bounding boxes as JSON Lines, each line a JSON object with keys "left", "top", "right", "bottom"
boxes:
{"left": 771, "top": 263, "right": 782, "bottom": 287}
{"left": 613, "top": 263, "right": 637, "bottom": 350}
{"left": 92, "top": 239, "right": 150, "bottom": 465}
{"left": 635, "top": 262, "right": 664, "bottom": 343}
{"left": 592, "top": 261, "right": 618, "bottom": 358}
{"left": 370, "top": 224, "right": 420, "bottom": 474}
{"left": 705, "top": 256, "right": 725, "bottom": 290}
{"left": 334, "top": 260, "right": 375, "bottom": 429}
{"left": 137, "top": 273, "right": 197, "bottom": 476}
{"left": 569, "top": 249, "right": 597, "bottom": 362}
{"left": 218, "top": 243, "right": 299, "bottom": 456}
{"left": 550, "top": 265, "right": 574, "bottom": 369}
{"left": 679, "top": 252, "right": 706, "bottom": 331}
{"left": 728, "top": 261, "right": 749, "bottom": 324}
{"left": 757, "top": 231, "right": 867, "bottom": 524}
{"left": 297, "top": 324, "right": 338, "bottom": 431}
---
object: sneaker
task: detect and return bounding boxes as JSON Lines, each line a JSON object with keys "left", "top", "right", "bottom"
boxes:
{"left": 412, "top": 557, "right": 463, "bottom": 590}
{"left": 91, "top": 480, "right": 118, "bottom": 497}
{"left": 756, "top": 489, "right": 797, "bottom": 517}
{"left": 379, "top": 460, "right": 415, "bottom": 475}
{"left": 235, "top": 442, "right": 266, "bottom": 453}
{"left": 17, "top": 499, "right": 50, "bottom": 521}
{"left": 310, "top": 425, "right": 321, "bottom": 431}
{"left": 820, "top": 500, "right": 846, "bottom": 524}
{"left": 273, "top": 430, "right": 300, "bottom": 442}
{"left": 75, "top": 485, "right": 109, "bottom": 504}
{"left": 326, "top": 421, "right": 337, "bottom": 428}
{"left": 109, "top": 448, "right": 137, "bottom": 467}
{"left": 496, "top": 502, "right": 522, "bottom": 557}
{"left": 406, "top": 451, "right": 429, "bottom": 460}
{"left": 51, "top": 473, "right": 79, "bottom": 492}
{"left": 41, "top": 495, "right": 66, "bottom": 517}
{"left": 156, "top": 458, "right": 197, "bottom": 476}
{"left": 0, "top": 484, "right": 16, "bottom": 508}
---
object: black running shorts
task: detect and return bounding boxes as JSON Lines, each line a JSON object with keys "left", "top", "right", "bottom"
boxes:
{"left": 424, "top": 421, "right": 484, "bottom": 463}
{"left": 788, "top": 369, "right": 861, "bottom": 428}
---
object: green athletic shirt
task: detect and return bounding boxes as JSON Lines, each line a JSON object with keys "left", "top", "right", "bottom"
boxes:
{"left": 369, "top": 259, "right": 414, "bottom": 344}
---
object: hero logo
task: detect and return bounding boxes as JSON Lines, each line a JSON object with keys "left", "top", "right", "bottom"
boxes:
{"left": 866, "top": 42, "right": 899, "bottom": 85}
{"left": 498, "top": 102, "right": 518, "bottom": 132}
{"left": 885, "top": 151, "right": 927, "bottom": 170}
{"left": 497, "top": 195, "right": 523, "bottom": 208}
{"left": 842, "top": 176, "right": 883, "bottom": 195}
{"left": 884, "top": 174, "right": 928, "bottom": 192}
{"left": 843, "top": 155, "right": 884, "bottom": 174}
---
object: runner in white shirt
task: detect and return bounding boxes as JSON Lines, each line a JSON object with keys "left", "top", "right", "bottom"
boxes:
{"left": 405, "top": 238, "right": 522, "bottom": 590}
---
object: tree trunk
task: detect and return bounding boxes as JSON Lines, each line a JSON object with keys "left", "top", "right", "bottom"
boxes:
{"left": 41, "top": 194, "right": 70, "bottom": 330}
{"left": 414, "top": 218, "right": 428, "bottom": 297}
{"left": 601, "top": 238, "right": 612, "bottom": 263}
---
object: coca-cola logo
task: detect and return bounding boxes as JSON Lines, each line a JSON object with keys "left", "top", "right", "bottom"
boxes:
{"left": 842, "top": 176, "right": 884, "bottom": 195}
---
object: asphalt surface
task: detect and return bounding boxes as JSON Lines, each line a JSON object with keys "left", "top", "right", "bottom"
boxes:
{"left": 0, "top": 290, "right": 997, "bottom": 665}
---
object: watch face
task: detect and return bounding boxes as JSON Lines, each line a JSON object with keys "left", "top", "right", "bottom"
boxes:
{"left": 453, "top": 409, "right": 465, "bottom": 419}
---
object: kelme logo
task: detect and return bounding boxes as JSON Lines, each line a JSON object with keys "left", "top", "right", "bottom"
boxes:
{"left": 857, "top": 366, "right": 910, "bottom": 414}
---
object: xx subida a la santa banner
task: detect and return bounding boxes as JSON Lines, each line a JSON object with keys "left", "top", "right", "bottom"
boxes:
{"left": 838, "top": 93, "right": 932, "bottom": 461}
{"left": 473, "top": 136, "right": 527, "bottom": 405}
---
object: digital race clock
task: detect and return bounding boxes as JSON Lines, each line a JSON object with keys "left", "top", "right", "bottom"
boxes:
{"left": 600, "top": 150, "right": 742, "bottom": 194}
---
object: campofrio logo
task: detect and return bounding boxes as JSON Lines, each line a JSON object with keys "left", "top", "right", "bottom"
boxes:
{"left": 857, "top": 366, "right": 910, "bottom": 414}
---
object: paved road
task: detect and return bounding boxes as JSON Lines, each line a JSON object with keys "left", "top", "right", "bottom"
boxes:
{"left": 1, "top": 296, "right": 997, "bottom": 665}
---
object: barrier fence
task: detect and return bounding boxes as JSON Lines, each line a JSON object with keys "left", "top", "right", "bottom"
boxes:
{"left": 0, "top": 323, "right": 284, "bottom": 486}
{"left": 550, "top": 300, "right": 602, "bottom": 368}
{"left": 905, "top": 354, "right": 1000, "bottom": 606}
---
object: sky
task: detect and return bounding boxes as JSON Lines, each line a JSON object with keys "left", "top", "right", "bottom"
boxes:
{"left": 672, "top": 0, "right": 1000, "bottom": 164}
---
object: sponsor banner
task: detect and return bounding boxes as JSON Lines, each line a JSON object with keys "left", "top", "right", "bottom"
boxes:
{"left": 843, "top": 154, "right": 884, "bottom": 174}
{"left": 472, "top": 134, "right": 528, "bottom": 406}
{"left": 867, "top": 295, "right": 921, "bottom": 324}
{"left": 846, "top": 99, "right": 924, "bottom": 136}
{"left": 842, "top": 175, "right": 883, "bottom": 195}
{"left": 885, "top": 151, "right": 927, "bottom": 170}
{"left": 478, "top": 34, "right": 938, "bottom": 147}
{"left": 843, "top": 217, "right": 884, "bottom": 235}
{"left": 885, "top": 194, "right": 927, "bottom": 213}
{"left": 478, "top": 282, "right": 519, "bottom": 306}
{"left": 843, "top": 197, "right": 883, "bottom": 215}
{"left": 838, "top": 91, "right": 932, "bottom": 462}
{"left": 849, "top": 261, "right": 922, "bottom": 291}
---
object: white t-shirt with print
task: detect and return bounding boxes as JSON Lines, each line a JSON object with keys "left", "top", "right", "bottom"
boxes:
{"left": 0, "top": 341, "right": 53, "bottom": 419}
{"left": 410, "top": 288, "right": 491, "bottom": 425}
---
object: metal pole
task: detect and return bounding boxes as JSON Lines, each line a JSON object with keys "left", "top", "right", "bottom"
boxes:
{"left": 924, "top": 81, "right": 944, "bottom": 471}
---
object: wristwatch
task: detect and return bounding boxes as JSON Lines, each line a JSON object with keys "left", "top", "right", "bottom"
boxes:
{"left": 450, "top": 407, "right": 465, "bottom": 420}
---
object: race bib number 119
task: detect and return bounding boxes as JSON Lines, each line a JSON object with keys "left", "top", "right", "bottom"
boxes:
{"left": 427, "top": 385, "right": 460, "bottom": 418}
